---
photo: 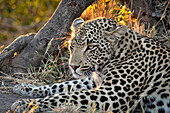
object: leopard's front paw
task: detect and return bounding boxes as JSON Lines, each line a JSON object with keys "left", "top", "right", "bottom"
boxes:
{"left": 13, "top": 83, "right": 36, "bottom": 97}
{"left": 11, "top": 99, "right": 39, "bottom": 113}
{"left": 11, "top": 99, "right": 25, "bottom": 113}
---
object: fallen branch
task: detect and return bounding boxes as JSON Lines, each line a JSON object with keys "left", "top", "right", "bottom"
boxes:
{"left": 0, "top": 33, "right": 35, "bottom": 68}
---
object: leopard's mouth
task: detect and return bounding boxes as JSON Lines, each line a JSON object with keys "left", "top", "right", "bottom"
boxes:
{"left": 84, "top": 67, "right": 95, "bottom": 76}
{"left": 72, "top": 67, "right": 96, "bottom": 78}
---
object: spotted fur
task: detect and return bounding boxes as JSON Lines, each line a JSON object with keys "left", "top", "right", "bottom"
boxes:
{"left": 11, "top": 18, "right": 170, "bottom": 113}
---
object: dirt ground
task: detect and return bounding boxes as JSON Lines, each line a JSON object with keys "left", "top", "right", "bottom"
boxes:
{"left": 0, "top": 74, "right": 28, "bottom": 113}
{"left": 0, "top": 92, "right": 21, "bottom": 113}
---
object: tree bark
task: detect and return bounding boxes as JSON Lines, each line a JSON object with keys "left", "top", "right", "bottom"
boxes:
{"left": 0, "top": 0, "right": 95, "bottom": 74}
{"left": 120, "top": 0, "right": 169, "bottom": 26}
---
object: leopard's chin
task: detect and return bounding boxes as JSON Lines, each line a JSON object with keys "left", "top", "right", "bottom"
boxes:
{"left": 70, "top": 66, "right": 95, "bottom": 79}
{"left": 72, "top": 72, "right": 88, "bottom": 79}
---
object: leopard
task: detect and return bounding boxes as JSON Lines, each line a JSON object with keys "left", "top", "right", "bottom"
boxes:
{"left": 11, "top": 17, "right": 170, "bottom": 113}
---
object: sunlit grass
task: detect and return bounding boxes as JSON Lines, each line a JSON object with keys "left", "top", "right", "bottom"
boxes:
{"left": 0, "top": 45, "right": 4, "bottom": 54}
{"left": 81, "top": 0, "right": 136, "bottom": 28}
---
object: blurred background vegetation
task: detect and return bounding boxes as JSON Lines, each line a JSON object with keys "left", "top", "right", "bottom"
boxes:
{"left": 0, "top": 0, "right": 61, "bottom": 47}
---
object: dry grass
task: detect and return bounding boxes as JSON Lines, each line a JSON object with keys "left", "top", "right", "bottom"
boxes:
{"left": 0, "top": 45, "right": 4, "bottom": 54}
{"left": 9, "top": 40, "right": 72, "bottom": 86}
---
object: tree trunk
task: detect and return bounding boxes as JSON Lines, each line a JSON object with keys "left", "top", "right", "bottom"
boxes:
{"left": 0, "top": 0, "right": 95, "bottom": 74}
{"left": 120, "top": 0, "right": 170, "bottom": 48}
{"left": 120, "top": 0, "right": 169, "bottom": 27}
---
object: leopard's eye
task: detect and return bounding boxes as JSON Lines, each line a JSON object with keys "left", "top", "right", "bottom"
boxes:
{"left": 85, "top": 44, "right": 98, "bottom": 51}
{"left": 88, "top": 45, "right": 94, "bottom": 49}
{"left": 86, "top": 45, "right": 94, "bottom": 51}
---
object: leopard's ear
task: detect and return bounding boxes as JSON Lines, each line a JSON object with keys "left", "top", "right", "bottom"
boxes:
{"left": 71, "top": 18, "right": 84, "bottom": 30}
{"left": 104, "top": 25, "right": 127, "bottom": 43}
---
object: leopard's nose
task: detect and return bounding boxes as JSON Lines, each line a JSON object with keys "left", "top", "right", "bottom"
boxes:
{"left": 70, "top": 65, "right": 80, "bottom": 71}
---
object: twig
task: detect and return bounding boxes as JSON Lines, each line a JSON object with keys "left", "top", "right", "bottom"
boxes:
{"left": 160, "top": 2, "right": 169, "bottom": 21}
{"left": 0, "top": 90, "right": 11, "bottom": 94}
{"left": 0, "top": 71, "right": 9, "bottom": 76}
{"left": 0, "top": 76, "right": 16, "bottom": 81}
{"left": 0, "top": 87, "right": 13, "bottom": 90}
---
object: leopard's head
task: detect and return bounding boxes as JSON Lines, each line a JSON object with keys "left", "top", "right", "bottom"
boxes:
{"left": 69, "top": 18, "right": 127, "bottom": 79}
